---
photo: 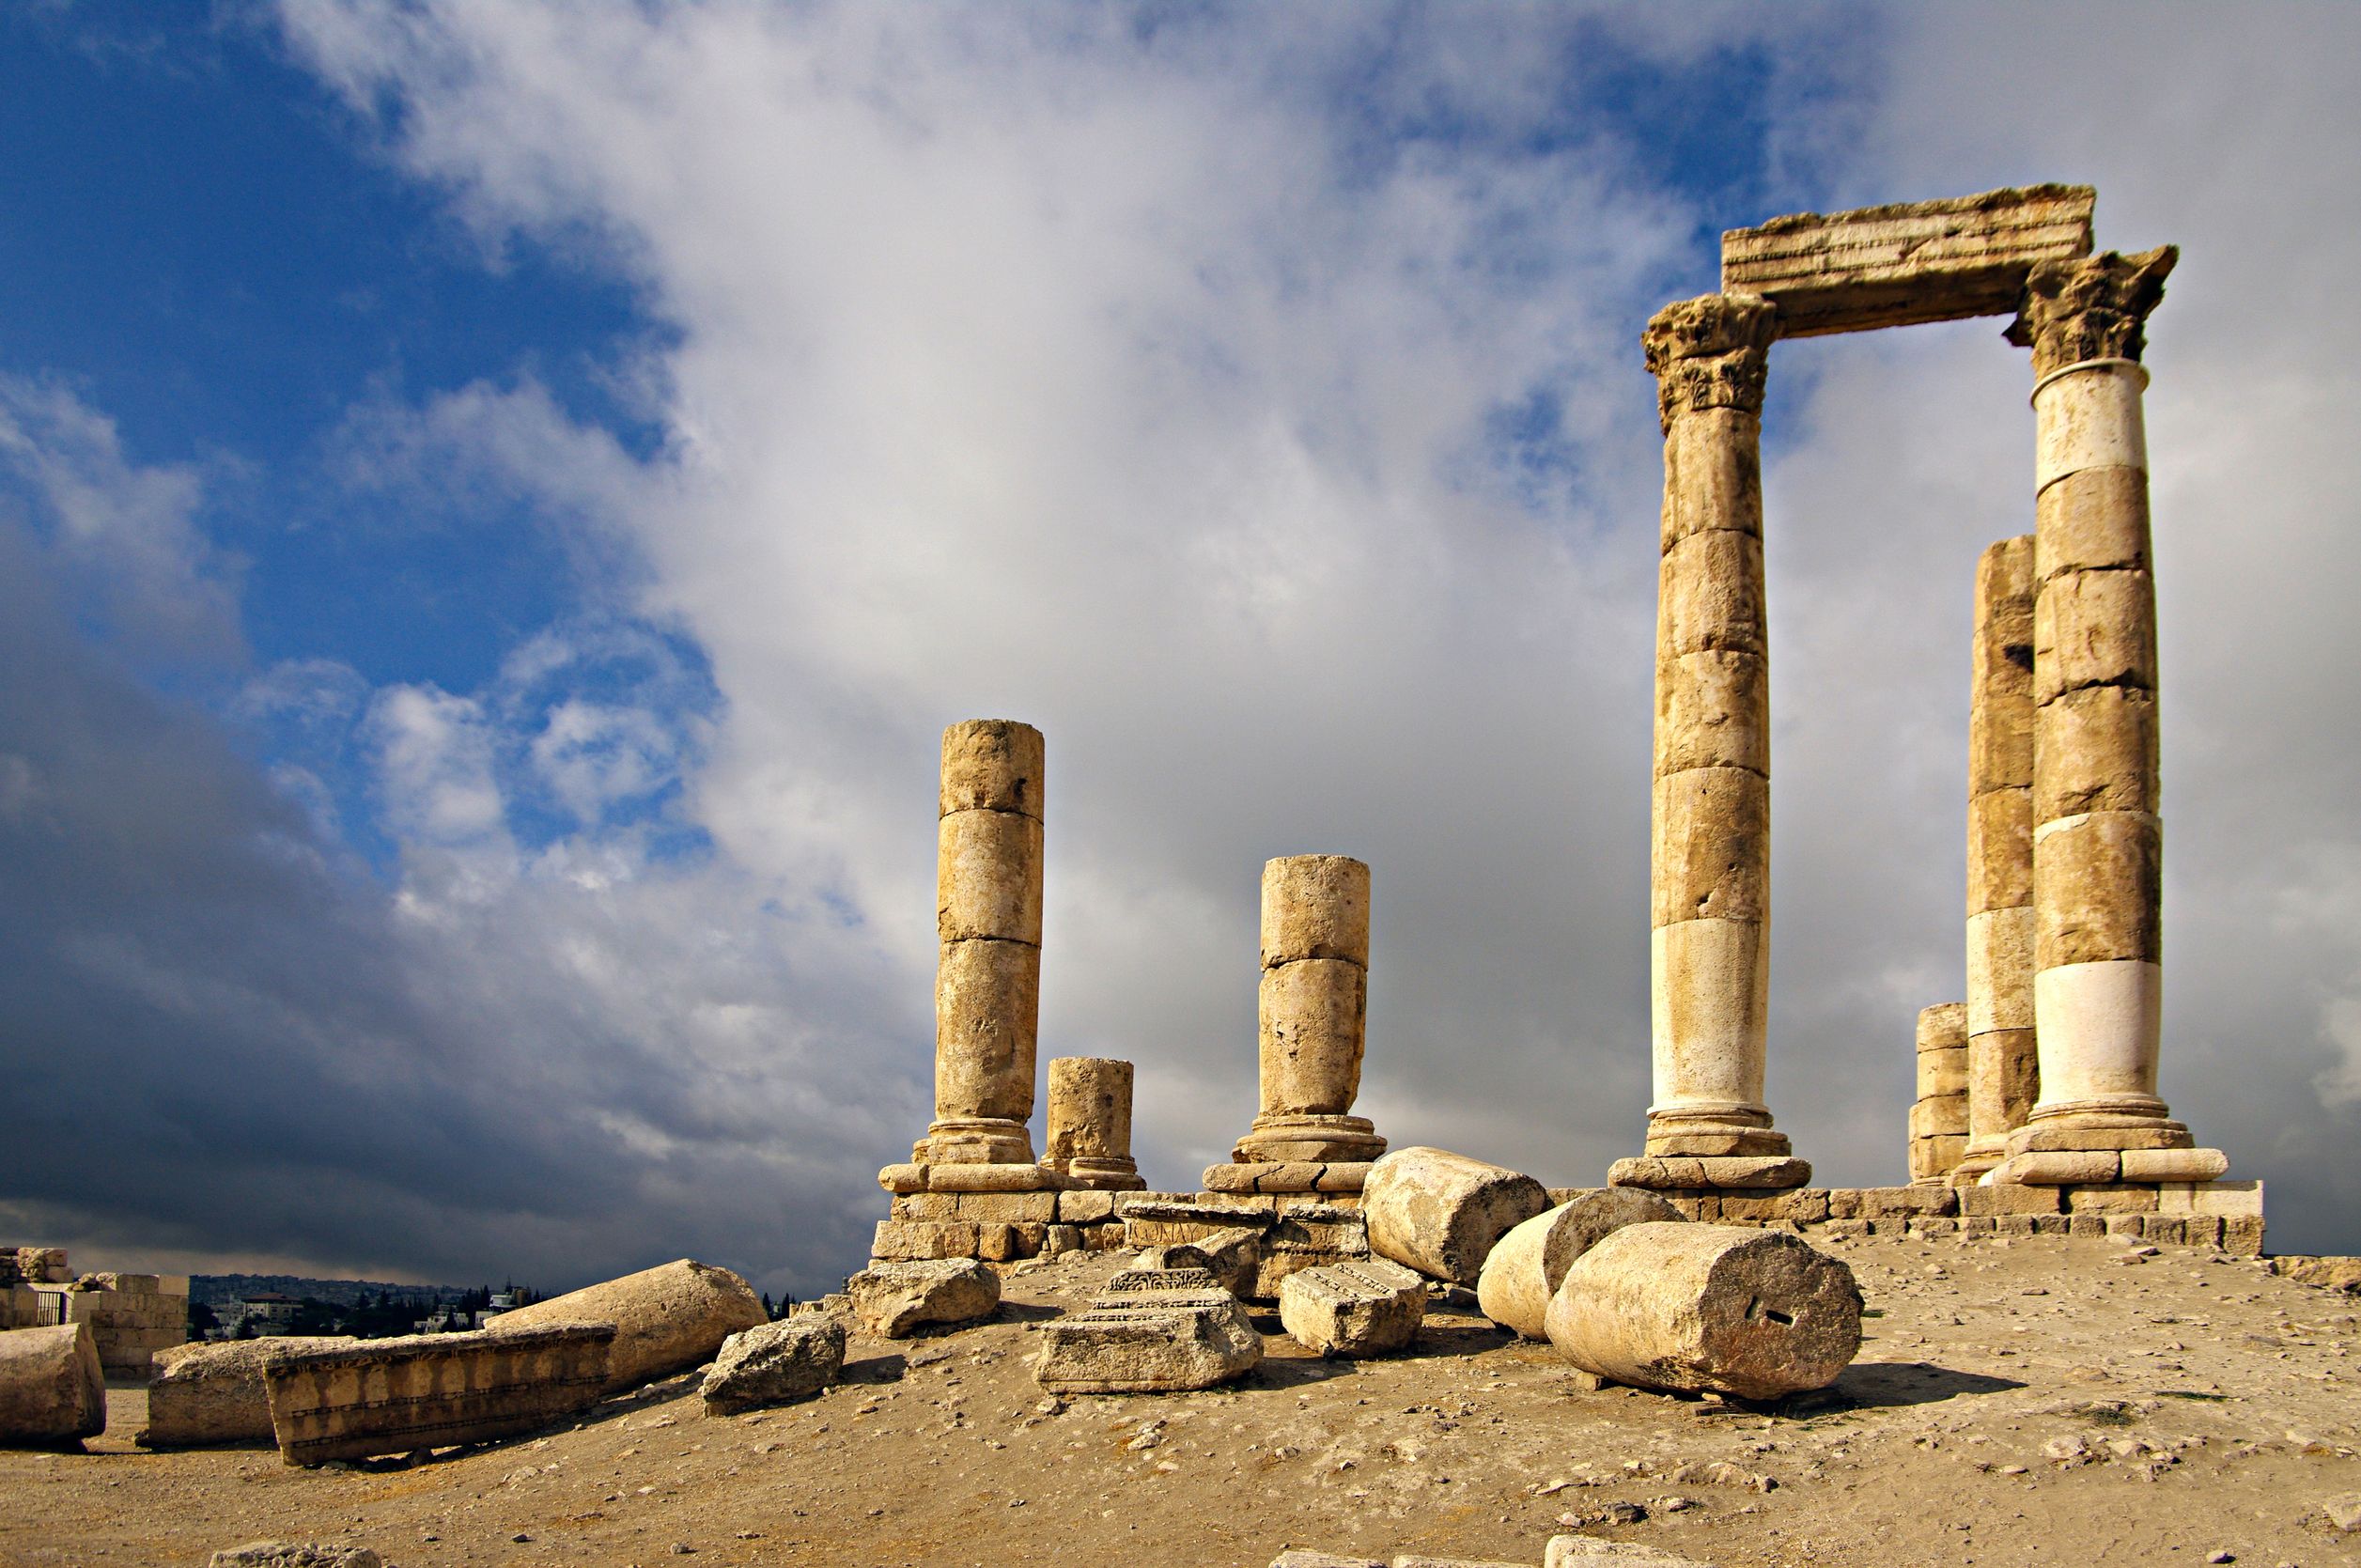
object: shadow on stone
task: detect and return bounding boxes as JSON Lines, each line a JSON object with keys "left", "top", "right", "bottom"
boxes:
{"left": 839, "top": 1354, "right": 908, "bottom": 1385}
{"left": 1797, "top": 1360, "right": 2026, "bottom": 1412}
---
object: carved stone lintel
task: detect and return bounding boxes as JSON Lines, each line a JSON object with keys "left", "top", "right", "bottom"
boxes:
{"left": 2007, "top": 246, "right": 2178, "bottom": 379}
{"left": 1644, "top": 293, "right": 1778, "bottom": 430}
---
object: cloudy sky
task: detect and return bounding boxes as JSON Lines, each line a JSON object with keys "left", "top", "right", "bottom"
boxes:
{"left": 3, "top": 1, "right": 2356, "bottom": 1299}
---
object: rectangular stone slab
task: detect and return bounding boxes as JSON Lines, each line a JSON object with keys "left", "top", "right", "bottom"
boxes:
{"left": 261, "top": 1322, "right": 614, "bottom": 1466}
{"left": 1720, "top": 185, "right": 2093, "bottom": 337}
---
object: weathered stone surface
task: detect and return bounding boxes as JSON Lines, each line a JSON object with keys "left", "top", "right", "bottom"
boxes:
{"left": 936, "top": 806, "right": 1043, "bottom": 944}
{"left": 1546, "top": 1536, "right": 1718, "bottom": 1567}
{"left": 1656, "top": 531, "right": 1766, "bottom": 660}
{"left": 2008, "top": 245, "right": 2176, "bottom": 380}
{"left": 1644, "top": 294, "right": 1775, "bottom": 432}
{"left": 1722, "top": 184, "right": 2094, "bottom": 337}
{"left": 1658, "top": 410, "right": 1763, "bottom": 550}
{"left": 2035, "top": 813, "right": 2161, "bottom": 968}
{"left": 1126, "top": 1201, "right": 1266, "bottom": 1249}
{"left": 2033, "top": 567, "right": 2157, "bottom": 706}
{"left": 1965, "top": 793, "right": 2034, "bottom": 920}
{"left": 1546, "top": 1223, "right": 1861, "bottom": 1401}
{"left": 700, "top": 1316, "right": 845, "bottom": 1415}
{"left": 1279, "top": 1258, "right": 1424, "bottom": 1357}
{"left": 487, "top": 1258, "right": 766, "bottom": 1393}
{"left": 847, "top": 1258, "right": 1000, "bottom": 1338}
{"left": 1609, "top": 1156, "right": 1810, "bottom": 1192}
{"left": 209, "top": 1545, "right": 382, "bottom": 1568}
{"left": 1141, "top": 1228, "right": 1264, "bottom": 1299}
{"left": 1033, "top": 1271, "right": 1263, "bottom": 1393}
{"left": 931, "top": 936, "right": 1042, "bottom": 1126}
{"left": 261, "top": 1322, "right": 613, "bottom": 1466}
{"left": 2119, "top": 1146, "right": 2230, "bottom": 1183}
{"left": 0, "top": 1322, "right": 104, "bottom": 1447}
{"left": 1651, "top": 769, "right": 1767, "bottom": 927}
{"left": 1655, "top": 649, "right": 1768, "bottom": 777}
{"left": 2270, "top": 1257, "right": 2361, "bottom": 1293}
{"left": 142, "top": 1337, "right": 355, "bottom": 1448}
{"left": 1257, "top": 959, "right": 1369, "bottom": 1111}
{"left": 1477, "top": 1189, "right": 1685, "bottom": 1341}
{"left": 1364, "top": 1147, "right": 1550, "bottom": 1286}
{"left": 1260, "top": 855, "right": 1371, "bottom": 968}
{"left": 1269, "top": 1552, "right": 1382, "bottom": 1568}
{"left": 2035, "top": 685, "right": 2157, "bottom": 820}
{"left": 939, "top": 719, "right": 1044, "bottom": 820}
{"left": 2035, "top": 465, "right": 2151, "bottom": 578}
{"left": 1043, "top": 1056, "right": 1143, "bottom": 1188}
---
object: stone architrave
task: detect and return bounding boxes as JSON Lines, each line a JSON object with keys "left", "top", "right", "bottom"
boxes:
{"left": 923, "top": 720, "right": 1049, "bottom": 1170}
{"left": 1616, "top": 291, "right": 1805, "bottom": 1195}
{"left": 1994, "top": 248, "right": 2226, "bottom": 1184}
{"left": 1907, "top": 1002, "right": 1968, "bottom": 1184}
{"left": 1042, "top": 1057, "right": 1146, "bottom": 1189}
{"left": 142, "top": 1337, "right": 356, "bottom": 1449}
{"left": 1954, "top": 536, "right": 2040, "bottom": 1183}
{"left": 484, "top": 1258, "right": 766, "bottom": 1394}
{"left": 259, "top": 1323, "right": 614, "bottom": 1466}
{"left": 1218, "top": 856, "right": 1386, "bottom": 1191}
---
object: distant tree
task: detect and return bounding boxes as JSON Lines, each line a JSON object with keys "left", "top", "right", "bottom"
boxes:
{"left": 187, "top": 1300, "right": 220, "bottom": 1338}
{"left": 231, "top": 1319, "right": 256, "bottom": 1341}
{"left": 761, "top": 1293, "right": 774, "bottom": 1320}
{"left": 287, "top": 1297, "right": 341, "bottom": 1336}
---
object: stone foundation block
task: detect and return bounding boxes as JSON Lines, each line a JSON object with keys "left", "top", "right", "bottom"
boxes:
{"left": 2013, "top": 1121, "right": 2192, "bottom": 1153}
{"left": 1610, "top": 1156, "right": 1811, "bottom": 1191}
{"left": 2062, "top": 1184, "right": 2160, "bottom": 1214}
{"left": 871, "top": 1219, "right": 979, "bottom": 1262}
{"left": 1858, "top": 1186, "right": 1958, "bottom": 1218}
{"left": 2193, "top": 1179, "right": 2264, "bottom": 1217}
{"left": 923, "top": 1162, "right": 1064, "bottom": 1194}
{"left": 2221, "top": 1215, "right": 2265, "bottom": 1256}
{"left": 2120, "top": 1147, "right": 2230, "bottom": 1184}
{"left": 2067, "top": 1216, "right": 2106, "bottom": 1238}
{"left": 952, "top": 1191, "right": 1059, "bottom": 1223}
{"left": 1996, "top": 1150, "right": 2120, "bottom": 1186}
{"left": 1032, "top": 1270, "right": 1263, "bottom": 1393}
{"left": 1960, "top": 1183, "right": 2062, "bottom": 1217}
{"left": 1056, "top": 1190, "right": 1117, "bottom": 1225}
{"left": 261, "top": 1323, "right": 613, "bottom": 1466}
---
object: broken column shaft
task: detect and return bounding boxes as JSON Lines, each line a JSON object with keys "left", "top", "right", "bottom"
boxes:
{"left": 1044, "top": 1056, "right": 1144, "bottom": 1189}
{"left": 1616, "top": 292, "right": 1804, "bottom": 1193}
{"left": 1229, "top": 855, "right": 1386, "bottom": 1171}
{"left": 1955, "top": 535, "right": 2039, "bottom": 1182}
{"left": 924, "top": 720, "right": 1046, "bottom": 1166}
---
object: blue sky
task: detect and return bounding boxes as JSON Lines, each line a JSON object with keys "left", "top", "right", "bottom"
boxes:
{"left": 3, "top": 2, "right": 2357, "bottom": 1298}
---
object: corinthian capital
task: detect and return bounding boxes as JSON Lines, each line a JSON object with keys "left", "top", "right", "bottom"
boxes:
{"left": 2007, "top": 245, "right": 2178, "bottom": 379}
{"left": 1644, "top": 293, "right": 1778, "bottom": 431}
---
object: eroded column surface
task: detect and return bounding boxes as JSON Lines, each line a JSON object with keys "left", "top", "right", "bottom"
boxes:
{"left": 1616, "top": 292, "right": 1805, "bottom": 1194}
{"left": 1997, "top": 248, "right": 2222, "bottom": 1182}
{"left": 924, "top": 719, "right": 1046, "bottom": 1167}
{"left": 1954, "top": 536, "right": 2040, "bottom": 1183}
{"left": 1044, "top": 1056, "right": 1145, "bottom": 1190}
{"left": 1227, "top": 855, "right": 1386, "bottom": 1177}
{"left": 1908, "top": 1002, "right": 1968, "bottom": 1185}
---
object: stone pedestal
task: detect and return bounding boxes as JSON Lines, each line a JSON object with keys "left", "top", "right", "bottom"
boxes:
{"left": 1621, "top": 293, "right": 1805, "bottom": 1194}
{"left": 1215, "top": 856, "right": 1386, "bottom": 1193}
{"left": 1043, "top": 1056, "right": 1145, "bottom": 1189}
{"left": 1908, "top": 1002, "right": 1968, "bottom": 1184}
{"left": 880, "top": 720, "right": 1058, "bottom": 1197}
{"left": 1993, "top": 249, "right": 2225, "bottom": 1186}
{"left": 1954, "top": 536, "right": 2040, "bottom": 1184}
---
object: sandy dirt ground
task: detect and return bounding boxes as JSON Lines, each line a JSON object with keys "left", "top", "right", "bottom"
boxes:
{"left": 5, "top": 1230, "right": 2359, "bottom": 1568}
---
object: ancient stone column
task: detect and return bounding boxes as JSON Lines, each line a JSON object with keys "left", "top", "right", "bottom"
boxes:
{"left": 1998, "top": 249, "right": 2219, "bottom": 1180}
{"left": 1229, "top": 855, "right": 1386, "bottom": 1170}
{"left": 1043, "top": 1057, "right": 1144, "bottom": 1189}
{"left": 1954, "top": 536, "right": 2040, "bottom": 1183}
{"left": 1616, "top": 292, "right": 1804, "bottom": 1193}
{"left": 1908, "top": 1002, "right": 1967, "bottom": 1185}
{"left": 924, "top": 719, "right": 1046, "bottom": 1166}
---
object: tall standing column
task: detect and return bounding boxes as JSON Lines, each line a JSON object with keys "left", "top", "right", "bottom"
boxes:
{"left": 2000, "top": 248, "right": 2219, "bottom": 1177}
{"left": 924, "top": 719, "right": 1046, "bottom": 1166}
{"left": 1615, "top": 293, "right": 1804, "bottom": 1192}
{"left": 1954, "top": 536, "right": 2040, "bottom": 1182}
{"left": 1225, "top": 855, "right": 1387, "bottom": 1176}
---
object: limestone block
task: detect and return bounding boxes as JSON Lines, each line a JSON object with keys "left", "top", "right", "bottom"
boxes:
{"left": 940, "top": 719, "right": 1043, "bottom": 820}
{"left": 1648, "top": 918, "right": 1767, "bottom": 1105}
{"left": 2061, "top": 1183, "right": 2160, "bottom": 1213}
{"left": 1997, "top": 1150, "right": 2120, "bottom": 1185}
{"left": 1651, "top": 769, "right": 1767, "bottom": 927}
{"left": 2221, "top": 1215, "right": 2265, "bottom": 1257}
{"left": 1260, "top": 855, "right": 1371, "bottom": 968}
{"left": 1720, "top": 1188, "right": 1827, "bottom": 1224}
{"left": 1909, "top": 1096, "right": 1968, "bottom": 1139}
{"left": 1044, "top": 1056, "right": 1135, "bottom": 1174}
{"left": 2032, "top": 355, "right": 2151, "bottom": 484}
{"left": 2012, "top": 1117, "right": 2187, "bottom": 1154}
{"left": 1966, "top": 1024, "right": 2038, "bottom": 1136}
{"left": 937, "top": 807, "right": 1043, "bottom": 944}
{"left": 209, "top": 1545, "right": 383, "bottom": 1568}
{"left": 847, "top": 1259, "right": 1000, "bottom": 1339}
{"left": 1279, "top": 1258, "right": 1425, "bottom": 1357}
{"left": 699, "top": 1316, "right": 846, "bottom": 1415}
{"left": 2120, "top": 1147, "right": 2230, "bottom": 1183}
{"left": 2034, "top": 813, "right": 2161, "bottom": 967}
{"left": 1546, "top": 1536, "right": 1718, "bottom": 1567}
{"left": 1657, "top": 530, "right": 1765, "bottom": 660}
{"left": 1915, "top": 1001, "right": 1966, "bottom": 1054}
{"left": 141, "top": 1337, "right": 354, "bottom": 1449}
{"left": 1270, "top": 1554, "right": 1382, "bottom": 1568}
{"left": 2033, "top": 568, "right": 2156, "bottom": 706}
{"left": 2035, "top": 465, "right": 2151, "bottom": 580}
{"left": 892, "top": 1192, "right": 955, "bottom": 1221}
{"left": 1364, "top": 1147, "right": 1551, "bottom": 1285}
{"left": 1142, "top": 1228, "right": 1263, "bottom": 1299}
{"left": 1057, "top": 1189, "right": 1117, "bottom": 1225}
{"left": 2179, "top": 1216, "right": 2226, "bottom": 1249}
{"left": 877, "top": 1163, "right": 928, "bottom": 1194}
{"left": 1968, "top": 535, "right": 2037, "bottom": 798}
{"left": 2269, "top": 1256, "right": 2361, "bottom": 1292}
{"left": 1958, "top": 1183, "right": 2060, "bottom": 1217}
{"left": 1917, "top": 1047, "right": 1968, "bottom": 1101}
{"left": 952, "top": 1191, "right": 1060, "bottom": 1224}
{"left": 1125, "top": 1201, "right": 1265, "bottom": 1249}
{"left": 1719, "top": 184, "right": 2095, "bottom": 336}
{"left": 0, "top": 1323, "right": 104, "bottom": 1447}
{"left": 1546, "top": 1223, "right": 1862, "bottom": 1401}
{"left": 933, "top": 936, "right": 1040, "bottom": 1124}
{"left": 1259, "top": 959, "right": 1368, "bottom": 1114}
{"left": 1965, "top": 791, "right": 2034, "bottom": 916}
{"left": 923, "top": 1163, "right": 1061, "bottom": 1192}
{"left": 1032, "top": 1273, "right": 1263, "bottom": 1393}
{"left": 1316, "top": 1163, "right": 1374, "bottom": 1193}
{"left": 871, "top": 1220, "right": 979, "bottom": 1262}
{"left": 485, "top": 1258, "right": 766, "bottom": 1393}
{"left": 1658, "top": 408, "right": 1763, "bottom": 549}
{"left": 1655, "top": 650, "right": 1767, "bottom": 777}
{"left": 2192, "top": 1179, "right": 2264, "bottom": 1218}
{"left": 1612, "top": 1156, "right": 1810, "bottom": 1191}
{"left": 2034, "top": 685, "right": 2157, "bottom": 820}
{"left": 262, "top": 1322, "right": 612, "bottom": 1466}
{"left": 1258, "top": 1205, "right": 1374, "bottom": 1299}
{"left": 1856, "top": 1186, "right": 1957, "bottom": 1218}
{"left": 1477, "top": 1188, "right": 1685, "bottom": 1340}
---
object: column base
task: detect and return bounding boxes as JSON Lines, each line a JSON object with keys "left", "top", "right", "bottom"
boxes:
{"left": 921, "top": 1116, "right": 1038, "bottom": 1166}
{"left": 1987, "top": 1145, "right": 2229, "bottom": 1187}
{"left": 1609, "top": 1154, "right": 1811, "bottom": 1192}
{"left": 878, "top": 1160, "right": 1068, "bottom": 1195}
{"left": 1231, "top": 1112, "right": 1387, "bottom": 1164}
{"left": 1045, "top": 1156, "right": 1147, "bottom": 1191}
{"left": 1641, "top": 1106, "right": 1789, "bottom": 1158}
{"left": 1202, "top": 1160, "right": 1372, "bottom": 1195}
{"left": 1948, "top": 1141, "right": 2008, "bottom": 1187}
{"left": 2006, "top": 1110, "right": 2193, "bottom": 1155}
